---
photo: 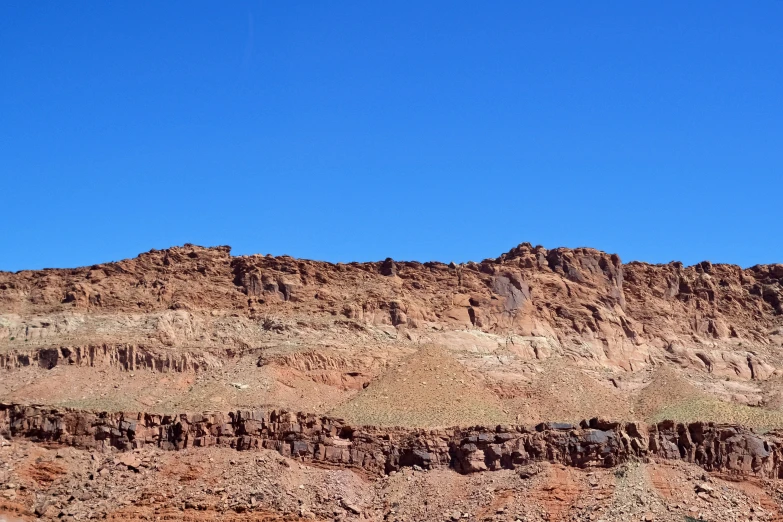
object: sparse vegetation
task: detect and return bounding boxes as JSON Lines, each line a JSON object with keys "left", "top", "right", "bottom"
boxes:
{"left": 330, "top": 345, "right": 510, "bottom": 427}
{"left": 260, "top": 314, "right": 287, "bottom": 333}
{"left": 635, "top": 366, "right": 783, "bottom": 430}
{"left": 650, "top": 397, "right": 783, "bottom": 430}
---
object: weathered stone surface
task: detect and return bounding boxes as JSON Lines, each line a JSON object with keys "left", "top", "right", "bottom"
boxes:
{"left": 3, "top": 403, "right": 782, "bottom": 479}
{"left": 2, "top": 242, "right": 781, "bottom": 382}
{"left": 0, "top": 343, "right": 221, "bottom": 372}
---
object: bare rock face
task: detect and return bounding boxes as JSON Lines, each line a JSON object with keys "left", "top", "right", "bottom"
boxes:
{"left": 3, "top": 404, "right": 783, "bottom": 480}
{"left": 1, "top": 242, "right": 783, "bottom": 425}
{"left": 0, "top": 343, "right": 221, "bottom": 372}
{"left": 2, "top": 243, "right": 783, "bottom": 521}
{"left": 491, "top": 272, "right": 531, "bottom": 312}
{"left": 2, "top": 242, "right": 780, "bottom": 370}
{"left": 379, "top": 257, "right": 397, "bottom": 277}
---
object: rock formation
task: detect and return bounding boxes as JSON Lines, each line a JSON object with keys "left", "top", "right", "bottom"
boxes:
{"left": 2, "top": 242, "right": 783, "bottom": 520}
{"left": 2, "top": 243, "right": 780, "bottom": 377}
{"left": 2, "top": 404, "right": 781, "bottom": 480}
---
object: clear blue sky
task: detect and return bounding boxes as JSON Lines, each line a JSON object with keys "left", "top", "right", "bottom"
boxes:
{"left": 1, "top": 2, "right": 781, "bottom": 271}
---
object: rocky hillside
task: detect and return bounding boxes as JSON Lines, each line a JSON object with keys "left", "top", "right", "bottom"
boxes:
{"left": 3, "top": 243, "right": 783, "bottom": 522}
{"left": 1, "top": 243, "right": 783, "bottom": 425}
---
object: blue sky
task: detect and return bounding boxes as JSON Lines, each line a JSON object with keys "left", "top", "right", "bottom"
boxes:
{"left": 1, "top": 2, "right": 781, "bottom": 271}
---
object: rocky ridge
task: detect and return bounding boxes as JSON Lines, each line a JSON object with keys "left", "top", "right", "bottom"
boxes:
{"left": 3, "top": 243, "right": 783, "bottom": 520}
{"left": 2, "top": 403, "right": 781, "bottom": 480}
{"left": 2, "top": 243, "right": 781, "bottom": 376}
{"left": 2, "top": 243, "right": 783, "bottom": 426}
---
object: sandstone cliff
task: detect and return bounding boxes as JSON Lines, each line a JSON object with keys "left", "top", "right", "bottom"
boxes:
{"left": 2, "top": 403, "right": 780, "bottom": 480}
{"left": 1, "top": 243, "right": 782, "bottom": 426}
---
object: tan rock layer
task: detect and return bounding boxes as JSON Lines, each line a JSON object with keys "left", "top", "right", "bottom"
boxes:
{"left": 1, "top": 403, "right": 780, "bottom": 479}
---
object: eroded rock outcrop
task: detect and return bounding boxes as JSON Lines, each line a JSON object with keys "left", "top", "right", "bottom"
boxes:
{"left": 2, "top": 404, "right": 782, "bottom": 479}
{"left": 0, "top": 344, "right": 222, "bottom": 372}
{"left": 2, "top": 242, "right": 781, "bottom": 379}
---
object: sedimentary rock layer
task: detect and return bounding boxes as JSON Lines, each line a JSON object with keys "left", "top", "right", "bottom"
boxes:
{"left": 1, "top": 403, "right": 780, "bottom": 479}
{"left": 0, "top": 343, "right": 221, "bottom": 372}
{"left": 2, "top": 243, "right": 782, "bottom": 378}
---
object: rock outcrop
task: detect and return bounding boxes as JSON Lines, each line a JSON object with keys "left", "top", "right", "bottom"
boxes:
{"left": 2, "top": 243, "right": 780, "bottom": 379}
{"left": 2, "top": 242, "right": 783, "bottom": 522}
{"left": 2, "top": 404, "right": 781, "bottom": 479}
{"left": 0, "top": 343, "right": 222, "bottom": 371}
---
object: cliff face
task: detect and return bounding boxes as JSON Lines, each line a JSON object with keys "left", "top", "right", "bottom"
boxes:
{"left": 2, "top": 404, "right": 781, "bottom": 480}
{"left": 2, "top": 244, "right": 783, "bottom": 521}
{"left": 1, "top": 243, "right": 781, "bottom": 366}
{"left": 1, "top": 243, "right": 782, "bottom": 425}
